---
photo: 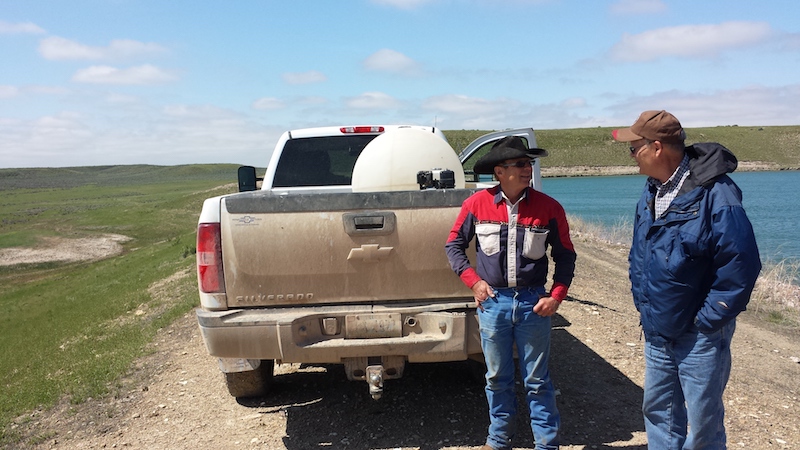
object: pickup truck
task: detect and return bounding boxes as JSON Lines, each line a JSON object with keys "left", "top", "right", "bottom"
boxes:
{"left": 195, "top": 125, "right": 544, "bottom": 399}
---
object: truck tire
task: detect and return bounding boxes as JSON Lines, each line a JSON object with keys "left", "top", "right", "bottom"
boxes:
{"left": 224, "top": 359, "right": 274, "bottom": 398}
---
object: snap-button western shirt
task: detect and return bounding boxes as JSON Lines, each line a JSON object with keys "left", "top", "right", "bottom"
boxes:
{"left": 445, "top": 185, "right": 576, "bottom": 300}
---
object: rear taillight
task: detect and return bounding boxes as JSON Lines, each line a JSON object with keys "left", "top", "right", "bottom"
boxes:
{"left": 197, "top": 223, "right": 224, "bottom": 293}
{"left": 340, "top": 126, "right": 384, "bottom": 134}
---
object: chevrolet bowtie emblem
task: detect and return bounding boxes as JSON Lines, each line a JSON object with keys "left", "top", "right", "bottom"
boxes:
{"left": 347, "top": 244, "right": 394, "bottom": 261}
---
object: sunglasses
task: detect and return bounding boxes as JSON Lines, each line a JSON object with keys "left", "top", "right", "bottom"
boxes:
{"left": 629, "top": 140, "right": 652, "bottom": 154}
{"left": 499, "top": 160, "right": 533, "bottom": 168}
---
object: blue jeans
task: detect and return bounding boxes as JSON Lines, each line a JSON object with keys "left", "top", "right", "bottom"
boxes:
{"left": 643, "top": 320, "right": 735, "bottom": 449}
{"left": 478, "top": 286, "right": 559, "bottom": 450}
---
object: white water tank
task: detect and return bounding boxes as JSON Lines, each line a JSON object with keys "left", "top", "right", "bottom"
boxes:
{"left": 351, "top": 128, "right": 465, "bottom": 192}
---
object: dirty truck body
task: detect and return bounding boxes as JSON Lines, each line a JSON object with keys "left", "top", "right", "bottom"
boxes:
{"left": 195, "top": 125, "right": 543, "bottom": 399}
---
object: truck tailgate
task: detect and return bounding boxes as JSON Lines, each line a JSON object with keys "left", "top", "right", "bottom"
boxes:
{"left": 220, "top": 189, "right": 477, "bottom": 307}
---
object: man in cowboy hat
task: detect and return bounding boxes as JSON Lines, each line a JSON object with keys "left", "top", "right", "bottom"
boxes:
{"left": 613, "top": 110, "right": 761, "bottom": 448}
{"left": 446, "top": 136, "right": 576, "bottom": 450}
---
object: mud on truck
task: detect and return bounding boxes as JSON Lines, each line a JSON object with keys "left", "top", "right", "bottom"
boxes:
{"left": 195, "top": 125, "right": 545, "bottom": 399}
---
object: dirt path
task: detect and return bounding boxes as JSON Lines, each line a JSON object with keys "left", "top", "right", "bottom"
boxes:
{"left": 12, "top": 236, "right": 800, "bottom": 449}
{"left": 0, "top": 234, "right": 130, "bottom": 266}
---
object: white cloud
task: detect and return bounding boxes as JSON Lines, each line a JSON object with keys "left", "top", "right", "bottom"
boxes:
{"left": 40, "top": 37, "right": 103, "bottom": 59}
{"left": 419, "top": 84, "right": 800, "bottom": 131}
{"left": 609, "top": 0, "right": 666, "bottom": 15}
{"left": 421, "top": 94, "right": 525, "bottom": 129}
{"left": 345, "top": 92, "right": 402, "bottom": 110}
{"left": 104, "top": 93, "right": 142, "bottom": 105}
{"left": 105, "top": 39, "right": 168, "bottom": 59}
{"left": 0, "top": 85, "right": 20, "bottom": 99}
{"left": 370, "top": 0, "right": 553, "bottom": 8}
{"left": 296, "top": 96, "right": 328, "bottom": 106}
{"left": 0, "top": 113, "right": 93, "bottom": 162}
{"left": 423, "top": 94, "right": 514, "bottom": 116}
{"left": 612, "top": 84, "right": 800, "bottom": 128}
{"left": 609, "top": 21, "right": 774, "bottom": 62}
{"left": 0, "top": 104, "right": 281, "bottom": 168}
{"left": 369, "top": 0, "right": 434, "bottom": 9}
{"left": 0, "top": 20, "right": 45, "bottom": 34}
{"left": 71, "top": 65, "right": 177, "bottom": 85}
{"left": 38, "top": 36, "right": 167, "bottom": 61}
{"left": 281, "top": 70, "right": 327, "bottom": 85}
{"left": 162, "top": 104, "right": 234, "bottom": 119}
{"left": 0, "top": 84, "right": 69, "bottom": 98}
{"left": 363, "top": 49, "right": 422, "bottom": 76}
{"left": 252, "top": 97, "right": 285, "bottom": 110}
{"left": 778, "top": 32, "right": 800, "bottom": 51}
{"left": 35, "top": 113, "right": 86, "bottom": 129}
{"left": 561, "top": 97, "right": 587, "bottom": 108}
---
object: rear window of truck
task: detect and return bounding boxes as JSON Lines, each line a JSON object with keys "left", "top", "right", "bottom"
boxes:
{"left": 272, "top": 135, "right": 377, "bottom": 187}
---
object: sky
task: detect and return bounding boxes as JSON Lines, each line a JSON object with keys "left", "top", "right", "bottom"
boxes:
{"left": 1, "top": 0, "right": 799, "bottom": 169}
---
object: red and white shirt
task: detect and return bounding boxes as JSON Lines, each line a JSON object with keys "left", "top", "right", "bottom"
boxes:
{"left": 445, "top": 185, "right": 576, "bottom": 301}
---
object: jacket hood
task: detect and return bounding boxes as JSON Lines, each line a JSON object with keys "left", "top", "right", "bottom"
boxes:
{"left": 685, "top": 142, "right": 738, "bottom": 188}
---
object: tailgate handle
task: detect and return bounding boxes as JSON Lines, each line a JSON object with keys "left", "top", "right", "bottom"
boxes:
{"left": 343, "top": 212, "right": 396, "bottom": 236}
{"left": 355, "top": 216, "right": 384, "bottom": 229}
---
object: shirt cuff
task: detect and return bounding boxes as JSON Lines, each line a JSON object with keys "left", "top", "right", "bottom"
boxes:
{"left": 551, "top": 283, "right": 568, "bottom": 302}
{"left": 460, "top": 268, "right": 481, "bottom": 289}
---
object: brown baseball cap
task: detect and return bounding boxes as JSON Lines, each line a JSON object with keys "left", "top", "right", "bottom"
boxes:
{"left": 612, "top": 110, "right": 686, "bottom": 143}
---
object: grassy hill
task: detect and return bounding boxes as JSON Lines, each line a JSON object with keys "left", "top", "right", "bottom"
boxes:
{"left": 444, "top": 125, "right": 800, "bottom": 168}
{"left": 0, "top": 170, "right": 241, "bottom": 444}
{"left": 0, "top": 163, "right": 242, "bottom": 190}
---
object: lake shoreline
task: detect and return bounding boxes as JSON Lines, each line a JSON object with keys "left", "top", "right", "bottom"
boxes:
{"left": 541, "top": 161, "right": 794, "bottom": 178}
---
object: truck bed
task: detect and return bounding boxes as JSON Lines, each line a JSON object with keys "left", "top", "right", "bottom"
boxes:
{"left": 220, "top": 188, "right": 478, "bottom": 308}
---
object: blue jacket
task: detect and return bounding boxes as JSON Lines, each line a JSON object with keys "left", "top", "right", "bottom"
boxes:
{"left": 629, "top": 142, "right": 761, "bottom": 342}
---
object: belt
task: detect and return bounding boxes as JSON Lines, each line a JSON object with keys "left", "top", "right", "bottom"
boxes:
{"left": 495, "top": 285, "right": 544, "bottom": 292}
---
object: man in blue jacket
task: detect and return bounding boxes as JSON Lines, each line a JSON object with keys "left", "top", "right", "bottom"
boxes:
{"left": 613, "top": 110, "right": 761, "bottom": 449}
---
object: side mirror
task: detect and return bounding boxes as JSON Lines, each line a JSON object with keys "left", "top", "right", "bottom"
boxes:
{"left": 237, "top": 166, "right": 262, "bottom": 192}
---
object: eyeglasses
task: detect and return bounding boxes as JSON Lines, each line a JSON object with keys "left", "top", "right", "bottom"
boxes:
{"left": 499, "top": 160, "right": 533, "bottom": 168}
{"left": 629, "top": 140, "right": 652, "bottom": 155}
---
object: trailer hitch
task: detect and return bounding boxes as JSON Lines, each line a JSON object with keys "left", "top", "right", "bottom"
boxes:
{"left": 343, "top": 356, "right": 405, "bottom": 400}
{"left": 366, "top": 365, "right": 384, "bottom": 400}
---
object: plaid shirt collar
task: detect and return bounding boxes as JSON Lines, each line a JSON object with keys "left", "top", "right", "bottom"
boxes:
{"left": 650, "top": 154, "right": 690, "bottom": 218}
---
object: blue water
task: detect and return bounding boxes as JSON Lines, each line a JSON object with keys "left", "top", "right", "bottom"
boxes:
{"left": 543, "top": 171, "right": 800, "bottom": 268}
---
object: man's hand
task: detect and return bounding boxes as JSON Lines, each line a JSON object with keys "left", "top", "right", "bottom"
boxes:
{"left": 471, "top": 280, "right": 494, "bottom": 311}
{"left": 533, "top": 295, "right": 560, "bottom": 317}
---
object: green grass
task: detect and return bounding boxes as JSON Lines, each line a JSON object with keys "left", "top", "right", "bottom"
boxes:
{"left": 0, "top": 230, "right": 42, "bottom": 249}
{"left": 1, "top": 125, "right": 799, "bottom": 444}
{"left": 0, "top": 165, "right": 240, "bottom": 444}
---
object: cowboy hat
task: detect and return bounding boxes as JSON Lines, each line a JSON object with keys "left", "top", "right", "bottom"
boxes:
{"left": 473, "top": 136, "right": 548, "bottom": 174}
